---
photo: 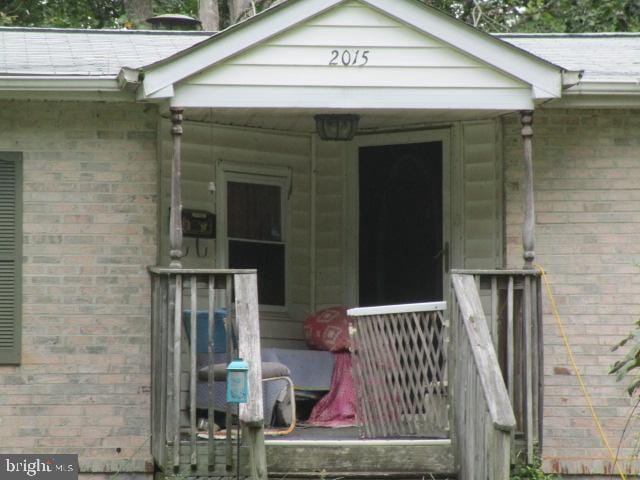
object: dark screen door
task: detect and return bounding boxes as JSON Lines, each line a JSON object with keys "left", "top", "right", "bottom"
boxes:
{"left": 359, "top": 141, "right": 443, "bottom": 307}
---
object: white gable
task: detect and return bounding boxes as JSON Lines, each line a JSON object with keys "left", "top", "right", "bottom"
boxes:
{"left": 140, "top": 0, "right": 566, "bottom": 111}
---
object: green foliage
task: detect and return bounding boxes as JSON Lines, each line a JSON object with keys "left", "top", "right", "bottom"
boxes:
{"left": 610, "top": 319, "right": 640, "bottom": 396}
{"left": 511, "top": 458, "right": 560, "bottom": 479}
{"left": 0, "top": 0, "right": 197, "bottom": 29}
{"left": 2, "top": 0, "right": 640, "bottom": 32}
{"left": 0, "top": 0, "right": 124, "bottom": 28}
{"left": 154, "top": 0, "right": 198, "bottom": 18}
{"left": 419, "top": 0, "right": 640, "bottom": 33}
{"left": 511, "top": 0, "right": 640, "bottom": 33}
{"left": 422, "top": 0, "right": 522, "bottom": 32}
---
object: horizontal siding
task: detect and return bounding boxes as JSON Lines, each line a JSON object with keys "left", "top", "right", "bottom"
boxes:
{"left": 307, "top": 0, "right": 403, "bottom": 27}
{"left": 462, "top": 121, "right": 502, "bottom": 269}
{"left": 191, "top": 65, "right": 523, "bottom": 89}
{"left": 159, "top": 121, "right": 311, "bottom": 345}
{"left": 267, "top": 25, "right": 443, "bottom": 48}
{"left": 314, "top": 140, "right": 346, "bottom": 310}
{"left": 183, "top": 1, "right": 527, "bottom": 94}
{"left": 229, "top": 46, "right": 481, "bottom": 68}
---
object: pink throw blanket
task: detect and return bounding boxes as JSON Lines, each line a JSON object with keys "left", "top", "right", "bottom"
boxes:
{"left": 308, "top": 352, "right": 357, "bottom": 427}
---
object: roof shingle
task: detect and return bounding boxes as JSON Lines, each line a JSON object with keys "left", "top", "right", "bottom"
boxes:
{"left": 1, "top": 27, "right": 639, "bottom": 84}
{"left": 500, "top": 33, "right": 640, "bottom": 83}
{"left": 0, "top": 27, "right": 211, "bottom": 77}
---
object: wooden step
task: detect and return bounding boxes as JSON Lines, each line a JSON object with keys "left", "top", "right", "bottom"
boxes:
{"left": 155, "top": 437, "right": 456, "bottom": 479}
{"left": 265, "top": 438, "right": 455, "bottom": 478}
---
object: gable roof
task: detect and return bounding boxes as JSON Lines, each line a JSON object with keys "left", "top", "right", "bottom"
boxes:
{"left": 138, "top": 0, "right": 568, "bottom": 102}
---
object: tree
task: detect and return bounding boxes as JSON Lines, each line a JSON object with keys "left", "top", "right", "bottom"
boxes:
{"left": 420, "top": 0, "right": 640, "bottom": 33}
{"left": 124, "top": 0, "right": 153, "bottom": 27}
{"left": 228, "top": 0, "right": 252, "bottom": 24}
{"left": 0, "top": 0, "right": 124, "bottom": 28}
{"left": 513, "top": 0, "right": 640, "bottom": 33}
{"left": 198, "top": 0, "right": 220, "bottom": 30}
{"left": 2, "top": 0, "right": 640, "bottom": 32}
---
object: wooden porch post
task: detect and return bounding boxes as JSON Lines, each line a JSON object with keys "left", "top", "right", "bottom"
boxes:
{"left": 521, "top": 111, "right": 535, "bottom": 269}
{"left": 169, "top": 107, "right": 184, "bottom": 268}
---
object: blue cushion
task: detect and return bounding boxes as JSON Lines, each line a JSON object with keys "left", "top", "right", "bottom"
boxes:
{"left": 183, "top": 309, "right": 228, "bottom": 354}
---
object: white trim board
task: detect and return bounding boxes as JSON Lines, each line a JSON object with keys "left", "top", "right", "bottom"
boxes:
{"left": 348, "top": 301, "right": 447, "bottom": 317}
{"left": 169, "top": 85, "right": 536, "bottom": 110}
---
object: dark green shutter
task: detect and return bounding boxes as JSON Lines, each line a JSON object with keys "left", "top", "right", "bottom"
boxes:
{"left": 0, "top": 153, "right": 22, "bottom": 364}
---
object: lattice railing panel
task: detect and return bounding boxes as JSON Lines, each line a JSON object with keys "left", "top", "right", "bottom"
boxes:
{"left": 348, "top": 303, "right": 448, "bottom": 439}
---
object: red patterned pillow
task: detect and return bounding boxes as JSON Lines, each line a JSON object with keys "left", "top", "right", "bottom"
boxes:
{"left": 304, "top": 307, "right": 351, "bottom": 352}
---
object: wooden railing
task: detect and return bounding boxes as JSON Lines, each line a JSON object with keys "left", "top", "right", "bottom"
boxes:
{"left": 452, "top": 269, "right": 543, "bottom": 462}
{"left": 149, "top": 267, "right": 266, "bottom": 479}
{"left": 348, "top": 302, "right": 448, "bottom": 439}
{"left": 451, "top": 273, "right": 516, "bottom": 479}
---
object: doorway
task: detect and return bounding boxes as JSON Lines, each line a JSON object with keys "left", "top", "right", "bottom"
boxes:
{"left": 359, "top": 141, "right": 443, "bottom": 306}
{"left": 346, "top": 129, "right": 450, "bottom": 307}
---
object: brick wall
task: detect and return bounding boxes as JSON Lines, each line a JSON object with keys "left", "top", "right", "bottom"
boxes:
{"left": 504, "top": 109, "right": 640, "bottom": 476}
{"left": 0, "top": 101, "right": 157, "bottom": 475}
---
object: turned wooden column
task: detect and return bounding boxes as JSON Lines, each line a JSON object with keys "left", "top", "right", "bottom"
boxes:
{"left": 521, "top": 110, "right": 535, "bottom": 268}
{"left": 169, "top": 107, "right": 184, "bottom": 268}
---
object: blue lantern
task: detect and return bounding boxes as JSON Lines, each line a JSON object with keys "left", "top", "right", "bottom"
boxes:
{"left": 226, "top": 358, "right": 249, "bottom": 404}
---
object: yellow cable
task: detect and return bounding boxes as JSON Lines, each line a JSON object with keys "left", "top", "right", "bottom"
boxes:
{"left": 535, "top": 264, "right": 627, "bottom": 480}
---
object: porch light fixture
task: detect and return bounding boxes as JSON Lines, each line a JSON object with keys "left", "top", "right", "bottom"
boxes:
{"left": 315, "top": 114, "right": 360, "bottom": 141}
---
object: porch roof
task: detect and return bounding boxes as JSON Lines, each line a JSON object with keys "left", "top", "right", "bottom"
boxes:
{"left": 136, "top": 0, "right": 570, "bottom": 110}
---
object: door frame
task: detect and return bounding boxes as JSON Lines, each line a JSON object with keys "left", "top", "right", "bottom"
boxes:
{"left": 344, "top": 128, "right": 452, "bottom": 307}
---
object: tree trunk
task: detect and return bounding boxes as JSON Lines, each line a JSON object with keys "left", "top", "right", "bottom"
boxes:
{"left": 124, "top": 0, "right": 153, "bottom": 28}
{"left": 229, "top": 0, "right": 253, "bottom": 24}
{"left": 199, "top": 0, "right": 220, "bottom": 31}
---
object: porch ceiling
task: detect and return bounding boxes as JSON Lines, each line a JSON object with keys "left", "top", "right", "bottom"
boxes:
{"left": 177, "top": 107, "right": 511, "bottom": 133}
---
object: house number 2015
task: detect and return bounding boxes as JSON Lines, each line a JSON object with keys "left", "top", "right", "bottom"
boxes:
{"left": 329, "top": 49, "right": 370, "bottom": 66}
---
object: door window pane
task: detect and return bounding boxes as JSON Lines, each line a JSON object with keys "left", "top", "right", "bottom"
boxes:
{"left": 227, "top": 179, "right": 285, "bottom": 307}
{"left": 228, "top": 182, "right": 282, "bottom": 241}
{"left": 229, "top": 240, "right": 285, "bottom": 306}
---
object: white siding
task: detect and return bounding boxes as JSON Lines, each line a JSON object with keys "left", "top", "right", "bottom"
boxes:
{"left": 159, "top": 121, "right": 311, "bottom": 347}
{"left": 180, "top": 1, "right": 529, "bottom": 107}
{"left": 314, "top": 139, "right": 347, "bottom": 309}
{"left": 461, "top": 121, "right": 504, "bottom": 269}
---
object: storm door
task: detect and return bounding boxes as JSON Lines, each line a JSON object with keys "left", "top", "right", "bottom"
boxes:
{"left": 358, "top": 141, "right": 444, "bottom": 307}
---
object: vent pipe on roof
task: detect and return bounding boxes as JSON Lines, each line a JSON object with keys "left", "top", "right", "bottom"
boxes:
{"left": 147, "top": 14, "right": 202, "bottom": 30}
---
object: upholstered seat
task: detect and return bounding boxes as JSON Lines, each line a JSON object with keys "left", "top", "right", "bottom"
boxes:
{"left": 185, "top": 309, "right": 296, "bottom": 433}
{"left": 198, "top": 362, "right": 291, "bottom": 382}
